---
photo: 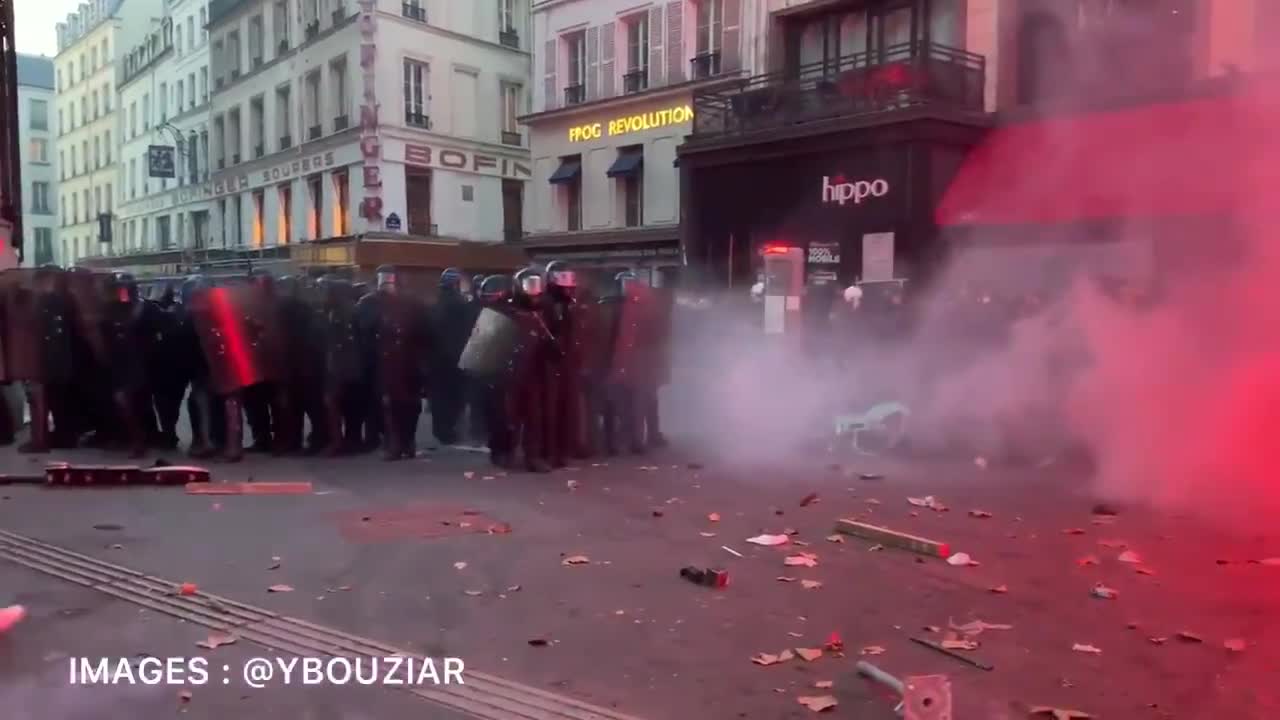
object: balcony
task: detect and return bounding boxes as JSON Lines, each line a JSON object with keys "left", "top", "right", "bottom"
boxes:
{"left": 232, "top": 153, "right": 241, "bottom": 164}
{"left": 254, "top": 144, "right": 264, "bottom": 158}
{"left": 279, "top": 134, "right": 292, "bottom": 149}
{"left": 401, "top": 3, "right": 426, "bottom": 22}
{"left": 563, "top": 83, "right": 585, "bottom": 106}
{"left": 251, "top": 55, "right": 263, "bottom": 70}
{"left": 305, "top": 21, "right": 319, "bottom": 40}
{"left": 277, "top": 38, "right": 289, "bottom": 55}
{"left": 216, "top": 77, "right": 225, "bottom": 89}
{"left": 690, "top": 51, "right": 721, "bottom": 81}
{"left": 405, "top": 111, "right": 430, "bottom": 129}
{"left": 308, "top": 124, "right": 322, "bottom": 140}
{"left": 231, "top": 68, "right": 242, "bottom": 80}
{"left": 331, "top": 7, "right": 345, "bottom": 24}
{"left": 499, "top": 28, "right": 519, "bottom": 49}
{"left": 623, "top": 69, "right": 648, "bottom": 94}
{"left": 501, "top": 130, "right": 521, "bottom": 146}
{"left": 690, "top": 41, "right": 985, "bottom": 142}
{"left": 334, "top": 114, "right": 349, "bottom": 131}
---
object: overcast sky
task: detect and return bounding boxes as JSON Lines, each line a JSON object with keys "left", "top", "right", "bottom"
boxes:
{"left": 15, "top": 0, "right": 82, "bottom": 57}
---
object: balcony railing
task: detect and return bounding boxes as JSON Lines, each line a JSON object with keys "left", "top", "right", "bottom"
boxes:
{"left": 499, "top": 28, "right": 519, "bottom": 48}
{"left": 501, "top": 130, "right": 521, "bottom": 146}
{"left": 405, "top": 111, "right": 430, "bottom": 129}
{"left": 308, "top": 124, "right": 322, "bottom": 140}
{"left": 277, "top": 38, "right": 289, "bottom": 55}
{"left": 623, "top": 69, "right": 648, "bottom": 94}
{"left": 564, "top": 83, "right": 585, "bottom": 106}
{"left": 331, "top": 7, "right": 345, "bottom": 24}
{"left": 279, "top": 134, "right": 292, "bottom": 149}
{"left": 690, "top": 41, "right": 985, "bottom": 140}
{"left": 690, "top": 51, "right": 721, "bottom": 81}
{"left": 402, "top": 3, "right": 426, "bottom": 22}
{"left": 305, "top": 21, "right": 320, "bottom": 39}
{"left": 334, "top": 114, "right": 349, "bottom": 131}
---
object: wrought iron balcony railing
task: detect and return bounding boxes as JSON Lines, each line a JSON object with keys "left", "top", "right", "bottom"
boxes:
{"left": 564, "top": 83, "right": 586, "bottom": 106}
{"left": 690, "top": 41, "right": 985, "bottom": 140}
{"left": 623, "top": 69, "right": 648, "bottom": 94}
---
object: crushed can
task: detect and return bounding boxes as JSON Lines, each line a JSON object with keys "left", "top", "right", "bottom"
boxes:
{"left": 680, "top": 566, "right": 729, "bottom": 588}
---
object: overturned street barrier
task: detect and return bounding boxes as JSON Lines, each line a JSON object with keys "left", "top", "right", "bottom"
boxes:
{"left": 856, "top": 661, "right": 953, "bottom": 720}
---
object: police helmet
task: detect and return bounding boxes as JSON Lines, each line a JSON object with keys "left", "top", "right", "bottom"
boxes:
{"left": 440, "top": 267, "right": 463, "bottom": 290}
{"left": 248, "top": 268, "right": 275, "bottom": 292}
{"left": 375, "top": 265, "right": 399, "bottom": 293}
{"left": 110, "top": 272, "right": 139, "bottom": 303}
{"left": 545, "top": 260, "right": 578, "bottom": 290}
{"left": 479, "top": 274, "right": 513, "bottom": 304}
{"left": 514, "top": 267, "right": 545, "bottom": 298}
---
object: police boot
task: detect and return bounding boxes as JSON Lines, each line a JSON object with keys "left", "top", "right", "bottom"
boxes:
{"left": 187, "top": 389, "right": 215, "bottom": 459}
{"left": 222, "top": 396, "right": 244, "bottom": 463}
{"left": 114, "top": 391, "right": 147, "bottom": 459}
{"left": 380, "top": 396, "right": 402, "bottom": 461}
{"left": 525, "top": 457, "right": 552, "bottom": 474}
{"left": 18, "top": 384, "right": 50, "bottom": 454}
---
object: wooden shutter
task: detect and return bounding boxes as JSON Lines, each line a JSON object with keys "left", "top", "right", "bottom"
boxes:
{"left": 666, "top": 1, "right": 684, "bottom": 83}
{"left": 648, "top": 4, "right": 666, "bottom": 87}
{"left": 600, "top": 22, "right": 616, "bottom": 98}
{"left": 721, "top": 0, "right": 742, "bottom": 72}
{"left": 543, "top": 39, "right": 557, "bottom": 110}
{"left": 586, "top": 26, "right": 600, "bottom": 100}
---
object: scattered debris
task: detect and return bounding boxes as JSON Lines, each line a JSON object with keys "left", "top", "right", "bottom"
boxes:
{"left": 968, "top": 510, "right": 993, "bottom": 519}
{"left": 1149, "top": 637, "right": 1168, "bottom": 645}
{"left": 505, "top": 585, "right": 522, "bottom": 593}
{"left": 699, "top": 532, "right": 717, "bottom": 538}
{"left": 1071, "top": 643, "right": 1102, "bottom": 655}
{"left": 865, "top": 498, "right": 881, "bottom": 505}
{"left": 801, "top": 580, "right": 823, "bottom": 590}
{"left": 950, "top": 619, "right": 1013, "bottom": 636}
{"left": 453, "top": 561, "right": 468, "bottom": 571}
{"left": 108, "top": 544, "right": 123, "bottom": 550}
{"left": 566, "top": 479, "right": 580, "bottom": 491}
{"left": 868, "top": 544, "right": 884, "bottom": 552}
{"left": 974, "top": 457, "right": 988, "bottom": 469}
{"left": 1097, "top": 539, "right": 1126, "bottom": 549}
{"left": 463, "top": 472, "right": 475, "bottom": 480}
{"left": 940, "top": 639, "right": 979, "bottom": 651}
{"left": 784, "top": 553, "right": 819, "bottom": 568}
{"left": 527, "top": 639, "right": 549, "bottom": 647}
{"left": 800, "top": 493, "right": 820, "bottom": 507}
{"left": 795, "top": 647, "right": 823, "bottom": 662}
{"left": 1091, "top": 584, "right": 1118, "bottom": 600}
{"left": 267, "top": 584, "right": 294, "bottom": 593}
{"left": 911, "top": 637, "right": 993, "bottom": 670}
{"left": 178, "top": 690, "right": 192, "bottom": 703}
{"left": 561, "top": 555, "right": 591, "bottom": 566}
{"left": 186, "top": 482, "right": 312, "bottom": 495}
{"left": 747, "top": 534, "right": 790, "bottom": 547}
{"left": 1077, "top": 555, "right": 1101, "bottom": 567}
{"left": 859, "top": 473, "right": 884, "bottom": 480}
{"left": 722, "top": 546, "right": 744, "bottom": 558}
{"left": 463, "top": 590, "right": 484, "bottom": 597}
{"left": 680, "top": 566, "right": 729, "bottom": 588}
{"left": 267, "top": 557, "right": 281, "bottom": 571}
{"left": 860, "top": 646, "right": 886, "bottom": 656}
{"left": 947, "top": 553, "right": 977, "bottom": 567}
{"left": 1117, "top": 550, "right": 1142, "bottom": 564}
{"left": 1063, "top": 528, "right": 1086, "bottom": 535}
{"left": 1135, "top": 566, "right": 1156, "bottom": 576}
{"left": 813, "top": 680, "right": 834, "bottom": 689}
{"left": 651, "top": 509, "right": 664, "bottom": 518}
{"left": 1225, "top": 638, "right": 1247, "bottom": 652}
{"left": 989, "top": 585, "right": 1009, "bottom": 594}
{"left": 178, "top": 583, "right": 198, "bottom": 596}
{"left": 93, "top": 524, "right": 124, "bottom": 532}
{"left": 824, "top": 633, "right": 844, "bottom": 652}
{"left": 908, "top": 496, "right": 948, "bottom": 511}
{"left": 752, "top": 649, "right": 795, "bottom": 666}
{"left": 1091, "top": 503, "right": 1119, "bottom": 516}
{"left": 687, "top": 462, "right": 704, "bottom": 470}
{"left": 833, "top": 519, "right": 951, "bottom": 558}
{"left": 707, "top": 513, "right": 721, "bottom": 523}
{"left": 776, "top": 576, "right": 797, "bottom": 583}
{"left": 1030, "top": 707, "right": 1094, "bottom": 719}
{"left": 796, "top": 695, "right": 838, "bottom": 712}
{"left": 1177, "top": 631, "right": 1203, "bottom": 643}
{"left": 824, "top": 534, "right": 845, "bottom": 544}
{"left": 195, "top": 632, "right": 237, "bottom": 650}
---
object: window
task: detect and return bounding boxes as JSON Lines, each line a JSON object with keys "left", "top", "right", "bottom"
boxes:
{"left": 218, "top": 199, "right": 227, "bottom": 245}
{"left": 104, "top": 131, "right": 112, "bottom": 163}
{"left": 200, "top": 68, "right": 208, "bottom": 102}
{"left": 61, "top": 194, "right": 67, "bottom": 225}
{"left": 176, "top": 24, "right": 184, "bottom": 55}
{"left": 406, "top": 168, "right": 432, "bottom": 235}
{"left": 57, "top": 69, "right": 62, "bottom": 91}
{"left": 403, "top": 59, "right": 429, "bottom": 127}
{"left": 231, "top": 196, "right": 242, "bottom": 245}
{"left": 252, "top": 190, "right": 265, "bottom": 245}
{"left": 158, "top": 216, "right": 172, "bottom": 250}
{"left": 187, "top": 18, "right": 195, "bottom": 52}
{"left": 80, "top": 97, "right": 87, "bottom": 124}
{"left": 213, "top": 115, "right": 225, "bottom": 167}
{"left": 72, "top": 193, "right": 79, "bottom": 223}
{"left": 93, "top": 187, "right": 101, "bottom": 214}
{"left": 695, "top": 0, "right": 724, "bottom": 72}
{"left": 93, "top": 137, "right": 100, "bottom": 168}
{"left": 500, "top": 83, "right": 521, "bottom": 138}
{"left": 60, "top": 151, "right": 65, "bottom": 180}
{"left": 228, "top": 107, "right": 242, "bottom": 161}
{"left": 227, "top": 32, "right": 242, "bottom": 76}
{"left": 103, "top": 37, "right": 110, "bottom": 62}
{"left": 70, "top": 146, "right": 77, "bottom": 176}
{"left": 81, "top": 141, "right": 88, "bottom": 173}
{"left": 276, "top": 84, "right": 293, "bottom": 147}
{"left": 557, "top": 154, "right": 582, "bottom": 231}
{"left": 159, "top": 83, "right": 168, "bottom": 122}
{"left": 105, "top": 183, "right": 112, "bottom": 212}
{"left": 92, "top": 90, "right": 99, "bottom": 118}
{"left": 200, "top": 8, "right": 207, "bottom": 41}
{"left": 307, "top": 174, "right": 323, "bottom": 238}
{"left": 250, "top": 96, "right": 265, "bottom": 157}
{"left": 278, "top": 184, "right": 292, "bottom": 242}
{"left": 502, "top": 178, "right": 522, "bottom": 241}
{"left": 34, "top": 228, "right": 54, "bottom": 265}
{"left": 304, "top": 71, "right": 322, "bottom": 139}
{"left": 92, "top": 46, "right": 99, "bottom": 71}
{"left": 143, "top": 93, "right": 151, "bottom": 130}
{"left": 626, "top": 14, "right": 649, "bottom": 91}
{"left": 28, "top": 138, "right": 49, "bottom": 163}
{"left": 130, "top": 102, "right": 137, "bottom": 138}
{"left": 330, "top": 56, "right": 349, "bottom": 128}
{"left": 82, "top": 190, "right": 89, "bottom": 221}
{"left": 177, "top": 80, "right": 185, "bottom": 112}
{"left": 189, "top": 73, "right": 196, "bottom": 107}
{"left": 616, "top": 147, "right": 644, "bottom": 227}
{"left": 565, "top": 33, "right": 586, "bottom": 103}
{"left": 273, "top": 1, "right": 290, "bottom": 50}
{"left": 103, "top": 82, "right": 111, "bottom": 111}
{"left": 130, "top": 158, "right": 137, "bottom": 198}
{"left": 30, "top": 182, "right": 51, "bottom": 213}
{"left": 141, "top": 217, "right": 150, "bottom": 250}
{"left": 332, "top": 170, "right": 349, "bottom": 235}
{"left": 188, "top": 133, "right": 199, "bottom": 183}
{"left": 29, "top": 99, "right": 48, "bottom": 129}
{"left": 499, "top": 0, "right": 515, "bottom": 31}
{"left": 249, "top": 15, "right": 264, "bottom": 66}
{"left": 59, "top": 108, "right": 64, "bottom": 134}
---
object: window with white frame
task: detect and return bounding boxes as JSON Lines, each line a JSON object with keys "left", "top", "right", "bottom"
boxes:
{"left": 403, "top": 58, "right": 429, "bottom": 127}
{"left": 626, "top": 14, "right": 649, "bottom": 90}
{"left": 330, "top": 55, "right": 348, "bottom": 126}
{"left": 566, "top": 33, "right": 586, "bottom": 88}
{"left": 499, "top": 0, "right": 515, "bottom": 31}
{"left": 696, "top": 0, "right": 724, "bottom": 55}
{"left": 501, "top": 83, "right": 521, "bottom": 134}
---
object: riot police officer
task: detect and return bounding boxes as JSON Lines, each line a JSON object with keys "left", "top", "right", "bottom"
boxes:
{"left": 511, "top": 268, "right": 556, "bottom": 473}
{"left": 429, "top": 267, "right": 476, "bottom": 446}
{"left": 100, "top": 272, "right": 158, "bottom": 457}
{"left": 244, "top": 269, "right": 285, "bottom": 453}
{"left": 356, "top": 265, "right": 431, "bottom": 460}
{"left": 543, "top": 261, "right": 582, "bottom": 467}
{"left": 317, "top": 275, "right": 362, "bottom": 455}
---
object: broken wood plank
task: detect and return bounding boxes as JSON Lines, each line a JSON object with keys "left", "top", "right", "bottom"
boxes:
{"left": 833, "top": 518, "right": 951, "bottom": 558}
{"left": 185, "top": 482, "right": 313, "bottom": 495}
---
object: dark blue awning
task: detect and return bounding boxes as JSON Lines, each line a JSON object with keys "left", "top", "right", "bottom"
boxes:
{"left": 606, "top": 149, "right": 644, "bottom": 178}
{"left": 548, "top": 158, "right": 581, "bottom": 184}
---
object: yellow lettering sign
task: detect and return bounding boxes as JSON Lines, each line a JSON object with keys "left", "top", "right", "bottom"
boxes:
{"left": 567, "top": 105, "right": 694, "bottom": 142}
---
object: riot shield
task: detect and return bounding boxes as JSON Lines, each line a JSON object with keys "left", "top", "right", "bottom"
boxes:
{"left": 0, "top": 269, "right": 43, "bottom": 383}
{"left": 65, "top": 269, "right": 108, "bottom": 363}
{"left": 573, "top": 297, "right": 615, "bottom": 381}
{"left": 608, "top": 284, "right": 655, "bottom": 387}
{"left": 458, "top": 306, "right": 519, "bottom": 378}
{"left": 191, "top": 284, "right": 275, "bottom": 395}
{"left": 243, "top": 283, "right": 285, "bottom": 384}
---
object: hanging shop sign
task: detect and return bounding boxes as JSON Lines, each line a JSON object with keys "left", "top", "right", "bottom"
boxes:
{"left": 567, "top": 104, "right": 694, "bottom": 142}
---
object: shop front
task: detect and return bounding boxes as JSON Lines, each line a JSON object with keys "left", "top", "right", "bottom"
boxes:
{"left": 680, "top": 116, "right": 985, "bottom": 293}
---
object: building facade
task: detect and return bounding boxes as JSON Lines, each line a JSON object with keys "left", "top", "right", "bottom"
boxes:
{"left": 522, "top": 0, "right": 752, "bottom": 282}
{"left": 201, "top": 0, "right": 533, "bottom": 253}
{"left": 54, "top": 0, "right": 162, "bottom": 266}
{"left": 16, "top": 54, "right": 57, "bottom": 266}
{"left": 113, "top": 0, "right": 213, "bottom": 257}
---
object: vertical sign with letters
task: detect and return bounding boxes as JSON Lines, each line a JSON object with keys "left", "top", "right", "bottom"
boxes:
{"left": 357, "top": 0, "right": 383, "bottom": 222}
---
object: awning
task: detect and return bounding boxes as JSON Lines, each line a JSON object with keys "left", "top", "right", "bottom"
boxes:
{"left": 548, "top": 158, "right": 581, "bottom": 184}
{"left": 606, "top": 149, "right": 644, "bottom": 178}
{"left": 935, "top": 84, "right": 1278, "bottom": 228}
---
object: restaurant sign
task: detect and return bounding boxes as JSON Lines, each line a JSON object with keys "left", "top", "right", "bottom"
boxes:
{"left": 567, "top": 104, "right": 694, "bottom": 142}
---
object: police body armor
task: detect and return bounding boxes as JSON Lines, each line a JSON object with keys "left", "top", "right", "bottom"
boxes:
{"left": 0, "top": 269, "right": 41, "bottom": 383}
{"left": 35, "top": 267, "right": 76, "bottom": 385}
{"left": 66, "top": 267, "right": 108, "bottom": 363}
{"left": 321, "top": 278, "right": 362, "bottom": 385}
{"left": 191, "top": 283, "right": 275, "bottom": 395}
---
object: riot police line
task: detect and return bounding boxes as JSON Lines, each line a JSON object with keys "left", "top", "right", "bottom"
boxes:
{"left": 0, "top": 262, "right": 671, "bottom": 472}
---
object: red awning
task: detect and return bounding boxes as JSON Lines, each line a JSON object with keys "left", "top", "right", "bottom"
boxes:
{"left": 936, "top": 81, "right": 1280, "bottom": 228}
